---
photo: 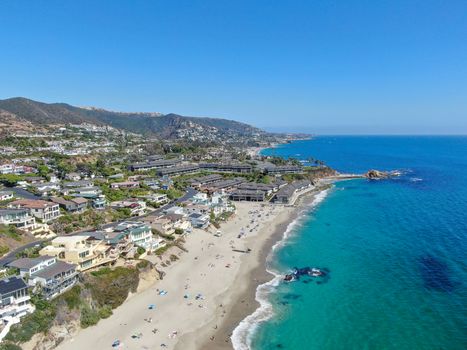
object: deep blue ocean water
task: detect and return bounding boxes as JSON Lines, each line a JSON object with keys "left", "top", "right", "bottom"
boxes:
{"left": 252, "top": 136, "right": 467, "bottom": 350}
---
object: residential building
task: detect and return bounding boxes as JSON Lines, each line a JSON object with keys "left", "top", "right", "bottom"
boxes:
{"left": 230, "top": 190, "right": 266, "bottom": 202}
{"left": 70, "top": 186, "right": 102, "bottom": 198}
{"left": 110, "top": 181, "right": 140, "bottom": 189}
{"left": 210, "top": 191, "right": 235, "bottom": 216}
{"left": 64, "top": 172, "right": 81, "bottom": 181}
{"left": 107, "top": 173, "right": 124, "bottom": 180}
{"left": 165, "top": 213, "right": 192, "bottom": 233}
{"left": 264, "top": 165, "right": 303, "bottom": 175}
{"left": 188, "top": 212, "right": 210, "bottom": 229}
{"left": 203, "top": 178, "right": 245, "bottom": 194}
{"left": 128, "top": 159, "right": 180, "bottom": 172}
{"left": 185, "top": 203, "right": 210, "bottom": 215}
{"left": 51, "top": 197, "right": 88, "bottom": 213}
{"left": 145, "top": 215, "right": 174, "bottom": 235}
{"left": 237, "top": 182, "right": 276, "bottom": 196}
{"left": 0, "top": 276, "right": 34, "bottom": 340}
{"left": 7, "top": 256, "right": 78, "bottom": 300}
{"left": 0, "top": 209, "right": 37, "bottom": 230}
{"left": 9, "top": 199, "right": 60, "bottom": 222}
{"left": 63, "top": 180, "right": 94, "bottom": 189}
{"left": 160, "top": 176, "right": 173, "bottom": 190}
{"left": 107, "top": 221, "right": 157, "bottom": 251}
{"left": 110, "top": 199, "right": 146, "bottom": 216}
{"left": 189, "top": 174, "right": 224, "bottom": 189}
{"left": 272, "top": 180, "right": 313, "bottom": 204}
{"left": 0, "top": 191, "right": 14, "bottom": 201}
{"left": 92, "top": 195, "right": 107, "bottom": 210}
{"left": 39, "top": 236, "right": 117, "bottom": 271}
{"left": 145, "top": 193, "right": 169, "bottom": 205}
{"left": 0, "top": 164, "right": 35, "bottom": 175}
{"left": 157, "top": 164, "right": 200, "bottom": 177}
{"left": 199, "top": 162, "right": 252, "bottom": 173}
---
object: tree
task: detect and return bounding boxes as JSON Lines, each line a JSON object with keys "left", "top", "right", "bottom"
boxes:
{"left": 37, "top": 164, "right": 50, "bottom": 178}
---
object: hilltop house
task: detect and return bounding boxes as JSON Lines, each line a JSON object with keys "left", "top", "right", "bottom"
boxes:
{"left": 9, "top": 199, "right": 60, "bottom": 223}
{"left": 63, "top": 180, "right": 94, "bottom": 189}
{"left": 51, "top": 197, "right": 88, "bottom": 213}
{"left": 110, "top": 181, "right": 140, "bottom": 189}
{"left": 30, "top": 182, "right": 61, "bottom": 196}
{"left": 0, "top": 209, "right": 37, "bottom": 231}
{"left": 0, "top": 191, "right": 14, "bottom": 202}
{"left": 7, "top": 256, "right": 78, "bottom": 300}
{"left": 110, "top": 199, "right": 146, "bottom": 216}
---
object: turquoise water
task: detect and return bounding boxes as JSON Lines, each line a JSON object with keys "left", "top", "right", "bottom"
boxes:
{"left": 251, "top": 137, "right": 467, "bottom": 350}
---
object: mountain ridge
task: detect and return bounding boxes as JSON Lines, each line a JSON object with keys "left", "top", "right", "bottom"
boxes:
{"left": 0, "top": 97, "right": 264, "bottom": 138}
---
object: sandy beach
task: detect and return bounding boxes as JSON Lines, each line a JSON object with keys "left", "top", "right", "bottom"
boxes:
{"left": 55, "top": 187, "right": 325, "bottom": 350}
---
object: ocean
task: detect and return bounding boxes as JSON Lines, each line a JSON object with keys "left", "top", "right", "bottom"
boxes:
{"left": 236, "top": 136, "right": 467, "bottom": 350}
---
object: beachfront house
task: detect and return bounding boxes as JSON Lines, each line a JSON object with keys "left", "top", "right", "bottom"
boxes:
{"left": 188, "top": 212, "right": 210, "bottom": 229}
{"left": 7, "top": 256, "right": 78, "bottom": 300}
{"left": 39, "top": 236, "right": 117, "bottom": 271}
{"left": 272, "top": 180, "right": 313, "bottom": 204}
{"left": 144, "top": 215, "right": 174, "bottom": 236}
{"left": 107, "top": 221, "right": 157, "bottom": 251}
{"left": 0, "top": 276, "right": 35, "bottom": 341}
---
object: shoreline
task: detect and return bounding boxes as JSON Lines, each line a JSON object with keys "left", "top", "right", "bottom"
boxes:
{"left": 183, "top": 185, "right": 331, "bottom": 350}
{"left": 48, "top": 170, "right": 340, "bottom": 350}
{"left": 53, "top": 195, "right": 312, "bottom": 350}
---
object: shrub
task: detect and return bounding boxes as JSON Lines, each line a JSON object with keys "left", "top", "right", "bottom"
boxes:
{"left": 136, "top": 260, "right": 149, "bottom": 269}
{"left": 86, "top": 267, "right": 139, "bottom": 309}
{"left": 98, "top": 305, "right": 113, "bottom": 319}
{"left": 6, "top": 299, "right": 56, "bottom": 343}
{"left": 60, "top": 285, "right": 82, "bottom": 309}
{"left": 0, "top": 342, "right": 23, "bottom": 350}
{"left": 80, "top": 304, "right": 100, "bottom": 328}
{"left": 0, "top": 245, "right": 10, "bottom": 256}
{"left": 174, "top": 228, "right": 184, "bottom": 235}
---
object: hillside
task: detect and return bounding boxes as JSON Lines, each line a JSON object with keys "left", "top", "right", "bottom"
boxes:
{"left": 0, "top": 97, "right": 264, "bottom": 138}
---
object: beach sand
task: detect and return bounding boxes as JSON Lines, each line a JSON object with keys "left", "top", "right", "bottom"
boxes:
{"left": 55, "top": 189, "right": 324, "bottom": 350}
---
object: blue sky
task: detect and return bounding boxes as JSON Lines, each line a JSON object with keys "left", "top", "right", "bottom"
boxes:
{"left": 1, "top": 0, "right": 466, "bottom": 134}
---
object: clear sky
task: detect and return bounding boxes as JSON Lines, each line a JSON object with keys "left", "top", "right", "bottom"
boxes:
{"left": 1, "top": 0, "right": 466, "bottom": 134}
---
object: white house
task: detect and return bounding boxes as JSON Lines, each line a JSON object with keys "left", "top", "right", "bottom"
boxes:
{"left": 0, "top": 276, "right": 35, "bottom": 341}
{"left": 8, "top": 256, "right": 78, "bottom": 300}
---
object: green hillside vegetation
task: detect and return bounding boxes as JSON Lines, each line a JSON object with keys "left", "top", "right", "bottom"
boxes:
{"left": 0, "top": 97, "right": 263, "bottom": 137}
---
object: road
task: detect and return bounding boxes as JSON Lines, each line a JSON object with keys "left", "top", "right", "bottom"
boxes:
{"left": 9, "top": 187, "right": 41, "bottom": 200}
{"left": 0, "top": 240, "right": 43, "bottom": 266}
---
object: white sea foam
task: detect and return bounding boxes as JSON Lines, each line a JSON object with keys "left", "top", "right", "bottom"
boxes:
{"left": 231, "top": 188, "right": 330, "bottom": 350}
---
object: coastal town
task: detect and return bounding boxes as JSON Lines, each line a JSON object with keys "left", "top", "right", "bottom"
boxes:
{"left": 0, "top": 118, "right": 336, "bottom": 350}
